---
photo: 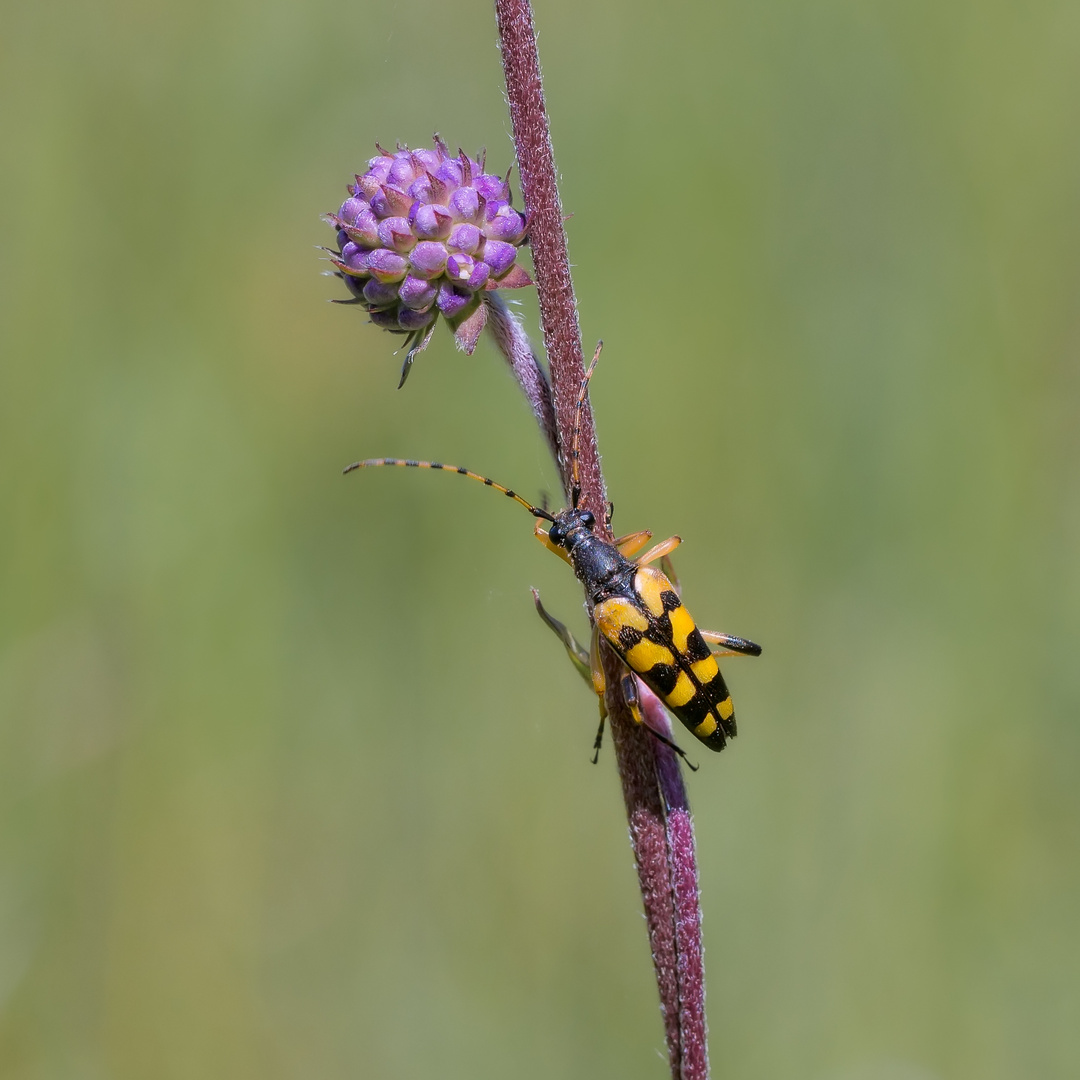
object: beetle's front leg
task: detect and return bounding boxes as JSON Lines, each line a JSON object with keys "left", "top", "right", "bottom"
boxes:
{"left": 531, "top": 588, "right": 591, "bottom": 682}
{"left": 534, "top": 519, "right": 573, "bottom": 565}
{"left": 531, "top": 592, "right": 609, "bottom": 762}
{"left": 613, "top": 530, "right": 653, "bottom": 559}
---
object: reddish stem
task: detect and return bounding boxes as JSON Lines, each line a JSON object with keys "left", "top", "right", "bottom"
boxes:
{"left": 642, "top": 682, "right": 710, "bottom": 1079}
{"left": 493, "top": 0, "right": 602, "bottom": 513}
{"left": 494, "top": 2, "right": 709, "bottom": 1076}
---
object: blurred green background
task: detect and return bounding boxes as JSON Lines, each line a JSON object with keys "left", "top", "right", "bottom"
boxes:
{"left": 2, "top": 0, "right": 1078, "bottom": 1076}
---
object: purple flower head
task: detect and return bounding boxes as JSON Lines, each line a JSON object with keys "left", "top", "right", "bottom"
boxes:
{"left": 325, "top": 136, "right": 533, "bottom": 384}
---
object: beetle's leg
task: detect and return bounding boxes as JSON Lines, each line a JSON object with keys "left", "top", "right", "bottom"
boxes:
{"left": 657, "top": 733, "right": 699, "bottom": 770}
{"left": 619, "top": 671, "right": 644, "bottom": 724}
{"left": 590, "top": 628, "right": 608, "bottom": 763}
{"left": 619, "top": 674, "right": 698, "bottom": 770}
{"left": 635, "top": 535, "right": 682, "bottom": 567}
{"left": 589, "top": 625, "right": 606, "bottom": 698}
{"left": 614, "top": 529, "right": 653, "bottom": 559}
{"left": 534, "top": 518, "right": 573, "bottom": 566}
{"left": 699, "top": 629, "right": 763, "bottom": 657}
{"left": 531, "top": 589, "right": 592, "bottom": 683}
{"left": 605, "top": 500, "right": 615, "bottom": 528}
{"left": 591, "top": 698, "right": 608, "bottom": 764}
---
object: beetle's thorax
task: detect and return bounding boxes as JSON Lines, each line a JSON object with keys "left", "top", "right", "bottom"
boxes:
{"left": 551, "top": 509, "right": 635, "bottom": 602}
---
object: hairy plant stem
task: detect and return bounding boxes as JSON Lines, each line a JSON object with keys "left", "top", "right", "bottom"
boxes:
{"left": 493, "top": 0, "right": 601, "bottom": 512}
{"left": 484, "top": 294, "right": 559, "bottom": 465}
{"left": 494, "top": 2, "right": 709, "bottom": 1076}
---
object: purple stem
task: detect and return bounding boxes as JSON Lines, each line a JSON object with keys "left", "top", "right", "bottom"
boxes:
{"left": 642, "top": 682, "right": 710, "bottom": 1079}
{"left": 493, "top": 0, "right": 601, "bottom": 510}
{"left": 484, "top": 293, "right": 560, "bottom": 465}
{"left": 494, "top": 2, "right": 709, "bottom": 1076}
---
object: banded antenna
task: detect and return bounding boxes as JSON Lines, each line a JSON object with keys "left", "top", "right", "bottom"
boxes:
{"left": 343, "top": 458, "right": 556, "bottom": 522}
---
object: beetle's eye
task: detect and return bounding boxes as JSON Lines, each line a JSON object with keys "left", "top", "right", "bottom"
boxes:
{"left": 580, "top": 511, "right": 596, "bottom": 529}
{"left": 548, "top": 524, "right": 565, "bottom": 545}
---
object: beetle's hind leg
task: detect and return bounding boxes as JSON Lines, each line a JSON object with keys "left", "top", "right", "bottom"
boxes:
{"left": 699, "top": 629, "right": 763, "bottom": 658}
{"left": 635, "top": 535, "right": 682, "bottom": 567}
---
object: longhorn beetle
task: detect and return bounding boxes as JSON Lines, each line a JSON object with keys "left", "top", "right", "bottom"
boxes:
{"left": 345, "top": 346, "right": 761, "bottom": 765}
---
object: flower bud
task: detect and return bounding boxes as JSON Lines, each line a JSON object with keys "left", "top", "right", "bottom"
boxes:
{"left": 480, "top": 240, "right": 517, "bottom": 277}
{"left": 398, "top": 275, "right": 439, "bottom": 311}
{"left": 376, "top": 217, "right": 416, "bottom": 253}
{"left": 411, "top": 203, "right": 453, "bottom": 240}
{"left": 325, "top": 137, "right": 533, "bottom": 383}
{"left": 447, "top": 224, "right": 481, "bottom": 256}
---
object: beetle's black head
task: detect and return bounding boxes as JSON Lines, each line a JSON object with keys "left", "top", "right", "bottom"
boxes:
{"left": 548, "top": 507, "right": 596, "bottom": 548}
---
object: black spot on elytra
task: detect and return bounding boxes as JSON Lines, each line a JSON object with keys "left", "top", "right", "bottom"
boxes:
{"left": 684, "top": 628, "right": 712, "bottom": 662}
{"left": 645, "top": 663, "right": 679, "bottom": 695}
{"left": 704, "top": 669, "right": 732, "bottom": 708}
{"left": 677, "top": 691, "right": 712, "bottom": 724}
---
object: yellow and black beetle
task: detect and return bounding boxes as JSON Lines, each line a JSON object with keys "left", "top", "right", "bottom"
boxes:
{"left": 345, "top": 350, "right": 761, "bottom": 763}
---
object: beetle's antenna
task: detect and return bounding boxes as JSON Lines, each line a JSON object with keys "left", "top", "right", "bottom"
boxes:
{"left": 343, "top": 458, "right": 556, "bottom": 521}
{"left": 570, "top": 340, "right": 602, "bottom": 509}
